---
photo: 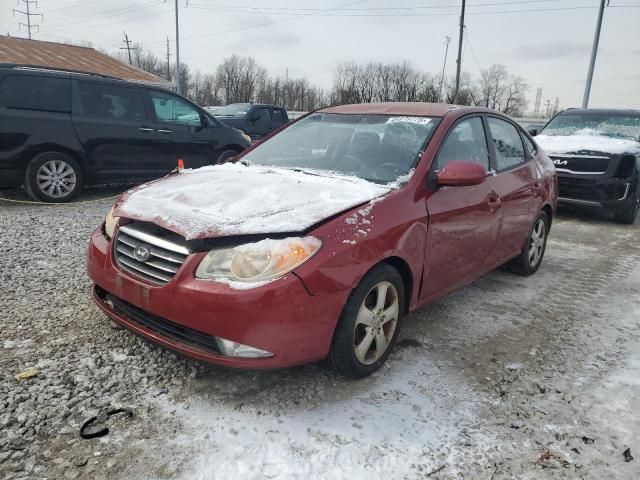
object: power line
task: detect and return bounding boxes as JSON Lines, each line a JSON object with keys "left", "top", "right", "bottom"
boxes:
{"left": 43, "top": 1, "right": 159, "bottom": 30}
{"left": 186, "top": 3, "right": 640, "bottom": 17}
{"left": 187, "top": 0, "right": 560, "bottom": 13}
{"left": 13, "top": 0, "right": 43, "bottom": 39}
{"left": 464, "top": 30, "right": 483, "bottom": 73}
{"left": 145, "top": 0, "right": 371, "bottom": 45}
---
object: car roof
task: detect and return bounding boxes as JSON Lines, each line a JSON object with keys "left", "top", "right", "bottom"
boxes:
{"left": 318, "top": 102, "right": 498, "bottom": 118}
{"left": 560, "top": 107, "right": 640, "bottom": 116}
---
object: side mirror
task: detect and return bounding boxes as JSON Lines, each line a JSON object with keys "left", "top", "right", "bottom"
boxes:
{"left": 527, "top": 128, "right": 538, "bottom": 136}
{"left": 248, "top": 111, "right": 260, "bottom": 122}
{"left": 437, "top": 161, "right": 487, "bottom": 187}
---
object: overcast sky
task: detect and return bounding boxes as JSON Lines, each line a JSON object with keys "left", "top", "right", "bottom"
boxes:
{"left": 2, "top": 0, "right": 639, "bottom": 111}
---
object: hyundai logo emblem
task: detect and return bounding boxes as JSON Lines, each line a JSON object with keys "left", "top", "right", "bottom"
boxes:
{"left": 133, "top": 245, "right": 151, "bottom": 262}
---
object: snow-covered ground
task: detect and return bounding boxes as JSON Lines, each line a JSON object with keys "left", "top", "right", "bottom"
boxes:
{"left": 1, "top": 187, "right": 639, "bottom": 479}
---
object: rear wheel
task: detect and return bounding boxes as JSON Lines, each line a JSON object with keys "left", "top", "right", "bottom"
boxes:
{"left": 25, "top": 152, "right": 84, "bottom": 203}
{"left": 508, "top": 211, "right": 549, "bottom": 276}
{"left": 329, "top": 264, "right": 405, "bottom": 378}
{"left": 613, "top": 195, "right": 639, "bottom": 225}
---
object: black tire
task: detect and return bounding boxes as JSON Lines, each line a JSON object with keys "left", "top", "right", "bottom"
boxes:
{"left": 613, "top": 195, "right": 639, "bottom": 225}
{"left": 508, "top": 211, "right": 550, "bottom": 276}
{"left": 328, "top": 263, "right": 406, "bottom": 379}
{"left": 216, "top": 149, "right": 240, "bottom": 164}
{"left": 25, "top": 152, "right": 84, "bottom": 203}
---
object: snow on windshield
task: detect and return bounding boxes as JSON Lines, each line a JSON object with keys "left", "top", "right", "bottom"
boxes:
{"left": 116, "top": 163, "right": 392, "bottom": 240}
{"left": 536, "top": 134, "right": 640, "bottom": 155}
{"left": 541, "top": 114, "right": 640, "bottom": 142}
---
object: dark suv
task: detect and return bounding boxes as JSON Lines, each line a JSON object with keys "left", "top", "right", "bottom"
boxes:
{"left": 534, "top": 108, "right": 640, "bottom": 224}
{"left": 0, "top": 64, "right": 250, "bottom": 202}
{"left": 214, "top": 103, "right": 289, "bottom": 140}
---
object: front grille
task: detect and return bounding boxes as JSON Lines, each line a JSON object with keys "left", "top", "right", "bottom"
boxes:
{"left": 550, "top": 154, "right": 610, "bottom": 174}
{"left": 558, "top": 177, "right": 597, "bottom": 200}
{"left": 114, "top": 223, "right": 189, "bottom": 285}
{"left": 96, "top": 287, "right": 221, "bottom": 355}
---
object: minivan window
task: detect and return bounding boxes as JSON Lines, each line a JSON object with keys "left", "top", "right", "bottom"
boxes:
{"left": 437, "top": 117, "right": 489, "bottom": 170}
{"left": 0, "top": 75, "right": 70, "bottom": 112}
{"left": 79, "top": 82, "right": 147, "bottom": 121}
{"left": 150, "top": 91, "right": 202, "bottom": 126}
{"left": 487, "top": 117, "right": 526, "bottom": 171}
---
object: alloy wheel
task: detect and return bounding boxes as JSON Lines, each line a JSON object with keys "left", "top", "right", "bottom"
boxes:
{"left": 528, "top": 218, "right": 546, "bottom": 267}
{"left": 36, "top": 159, "right": 77, "bottom": 199}
{"left": 353, "top": 281, "right": 399, "bottom": 365}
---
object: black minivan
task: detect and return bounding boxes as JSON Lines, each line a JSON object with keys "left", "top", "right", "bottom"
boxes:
{"left": 0, "top": 64, "right": 251, "bottom": 202}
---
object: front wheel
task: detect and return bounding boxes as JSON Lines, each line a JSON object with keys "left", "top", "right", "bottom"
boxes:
{"left": 508, "top": 211, "right": 550, "bottom": 276}
{"left": 328, "top": 264, "right": 405, "bottom": 379}
{"left": 24, "top": 152, "right": 84, "bottom": 203}
{"left": 216, "top": 149, "right": 240, "bottom": 164}
{"left": 613, "top": 195, "right": 639, "bottom": 225}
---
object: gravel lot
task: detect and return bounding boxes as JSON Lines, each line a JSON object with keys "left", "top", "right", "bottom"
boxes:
{"left": 1, "top": 186, "right": 639, "bottom": 480}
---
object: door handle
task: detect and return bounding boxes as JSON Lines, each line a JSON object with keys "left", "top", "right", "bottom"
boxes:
{"left": 487, "top": 193, "right": 502, "bottom": 211}
{"left": 157, "top": 129, "right": 173, "bottom": 134}
{"left": 138, "top": 127, "right": 154, "bottom": 133}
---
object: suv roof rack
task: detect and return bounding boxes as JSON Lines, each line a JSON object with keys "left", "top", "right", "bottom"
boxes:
{"left": 0, "top": 63, "right": 122, "bottom": 80}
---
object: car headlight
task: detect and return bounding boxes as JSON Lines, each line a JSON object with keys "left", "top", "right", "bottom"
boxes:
{"left": 196, "top": 237, "right": 322, "bottom": 284}
{"left": 104, "top": 206, "right": 119, "bottom": 239}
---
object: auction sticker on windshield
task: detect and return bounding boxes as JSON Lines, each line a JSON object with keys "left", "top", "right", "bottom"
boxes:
{"left": 386, "top": 116, "right": 432, "bottom": 125}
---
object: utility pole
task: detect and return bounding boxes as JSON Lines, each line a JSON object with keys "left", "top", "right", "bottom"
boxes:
{"left": 553, "top": 97, "right": 560, "bottom": 116}
{"left": 120, "top": 32, "right": 135, "bottom": 65}
{"left": 174, "top": 0, "right": 182, "bottom": 94}
{"left": 439, "top": 35, "right": 451, "bottom": 103}
{"left": 453, "top": 0, "right": 466, "bottom": 104}
{"left": 582, "top": 0, "right": 607, "bottom": 108}
{"left": 533, "top": 87, "right": 542, "bottom": 118}
{"left": 13, "top": 0, "right": 42, "bottom": 40}
{"left": 166, "top": 37, "right": 171, "bottom": 81}
{"left": 545, "top": 99, "right": 551, "bottom": 118}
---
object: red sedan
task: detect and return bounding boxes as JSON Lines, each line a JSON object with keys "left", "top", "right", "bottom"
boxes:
{"left": 87, "top": 103, "right": 557, "bottom": 378}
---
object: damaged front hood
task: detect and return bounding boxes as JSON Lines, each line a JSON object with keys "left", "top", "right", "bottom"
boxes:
{"left": 115, "top": 163, "right": 391, "bottom": 240}
{"left": 536, "top": 134, "right": 640, "bottom": 156}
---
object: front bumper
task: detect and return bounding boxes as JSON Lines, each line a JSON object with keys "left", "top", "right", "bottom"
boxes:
{"left": 87, "top": 227, "right": 347, "bottom": 369}
{"left": 557, "top": 172, "right": 635, "bottom": 209}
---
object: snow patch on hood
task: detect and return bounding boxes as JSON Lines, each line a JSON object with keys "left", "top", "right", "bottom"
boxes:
{"left": 536, "top": 134, "right": 640, "bottom": 155}
{"left": 116, "top": 163, "right": 392, "bottom": 240}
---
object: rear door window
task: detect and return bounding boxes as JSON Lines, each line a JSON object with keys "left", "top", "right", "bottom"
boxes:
{"left": 436, "top": 117, "right": 489, "bottom": 170}
{"left": 78, "top": 82, "right": 147, "bottom": 121}
{"left": 487, "top": 117, "right": 526, "bottom": 170}
{"left": 0, "top": 74, "right": 71, "bottom": 112}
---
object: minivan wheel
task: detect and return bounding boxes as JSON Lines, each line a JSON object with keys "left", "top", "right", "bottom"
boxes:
{"left": 216, "top": 149, "right": 240, "bottom": 164}
{"left": 508, "top": 211, "right": 549, "bottom": 276}
{"left": 613, "top": 195, "right": 639, "bottom": 225}
{"left": 329, "top": 264, "right": 405, "bottom": 379}
{"left": 25, "top": 152, "right": 84, "bottom": 203}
